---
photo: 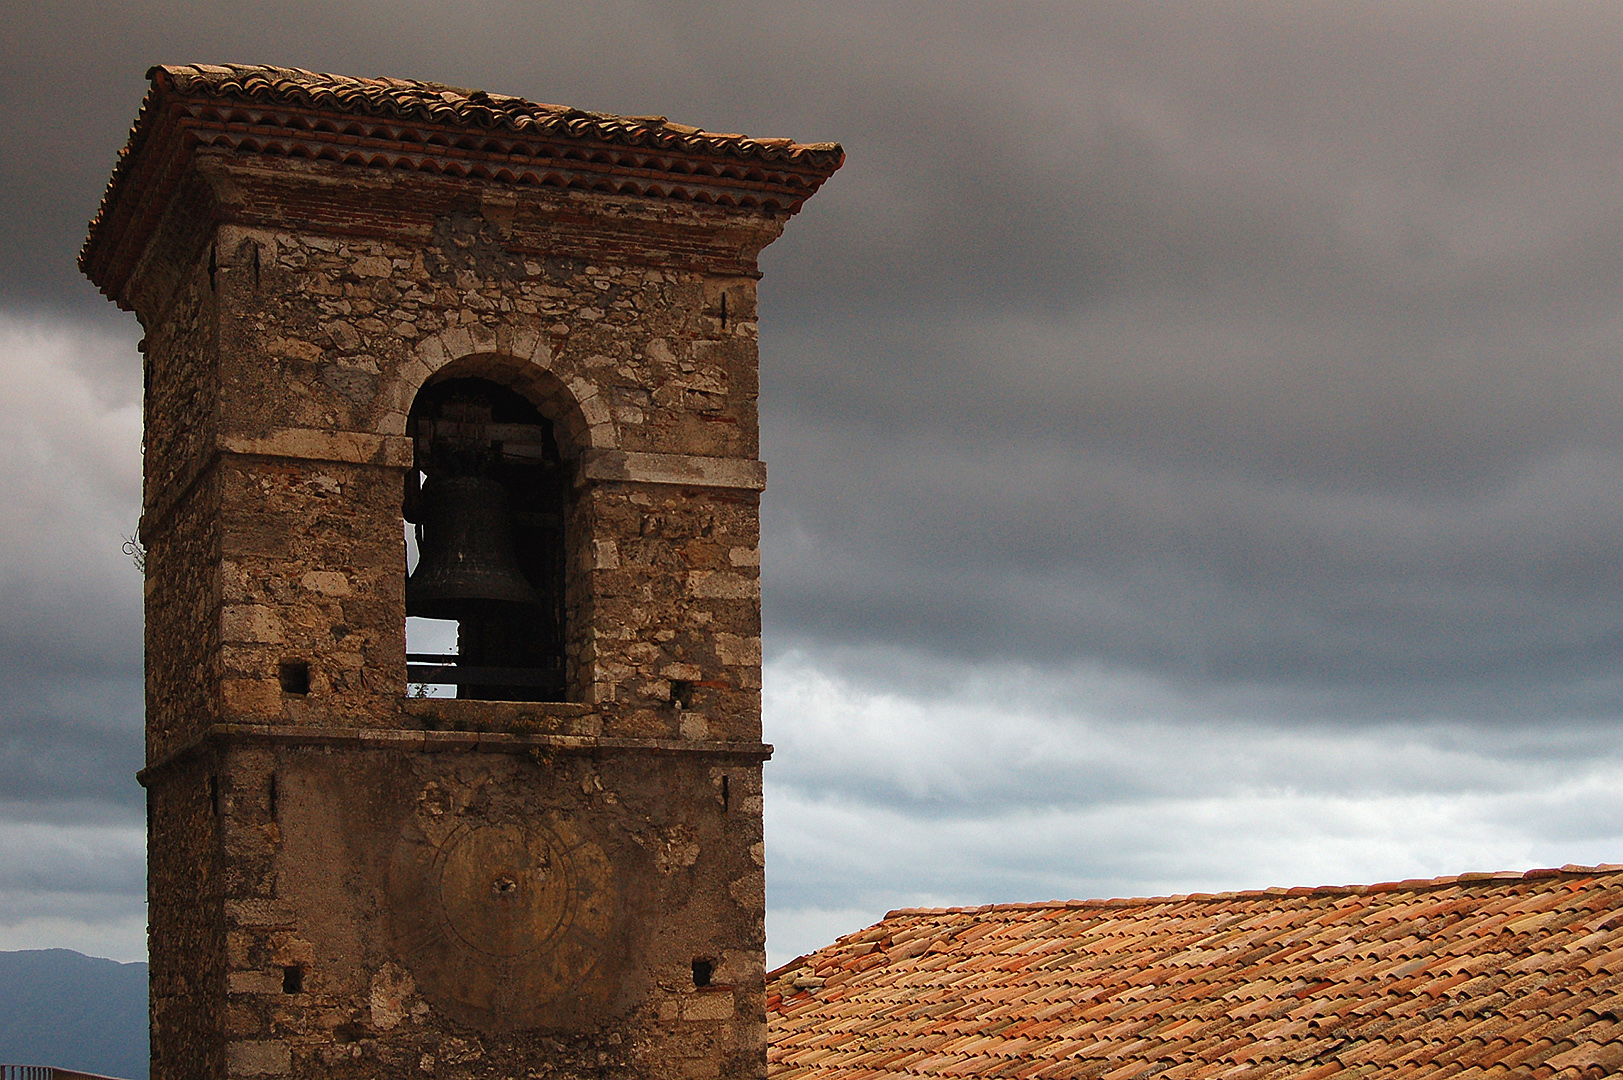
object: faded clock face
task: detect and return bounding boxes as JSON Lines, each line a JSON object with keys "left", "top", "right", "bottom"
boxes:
{"left": 388, "top": 784, "right": 618, "bottom": 1031}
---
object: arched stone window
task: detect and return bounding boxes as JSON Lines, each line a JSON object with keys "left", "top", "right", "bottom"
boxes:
{"left": 404, "top": 372, "right": 570, "bottom": 701}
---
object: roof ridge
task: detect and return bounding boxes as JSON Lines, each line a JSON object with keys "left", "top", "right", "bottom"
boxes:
{"left": 147, "top": 63, "right": 842, "bottom": 156}
{"left": 878, "top": 863, "right": 1623, "bottom": 919}
{"left": 82, "top": 64, "right": 844, "bottom": 302}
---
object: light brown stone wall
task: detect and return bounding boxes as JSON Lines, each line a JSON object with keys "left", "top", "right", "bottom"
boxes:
{"left": 133, "top": 153, "right": 785, "bottom": 1079}
{"left": 207, "top": 738, "right": 767, "bottom": 1078}
{"left": 147, "top": 753, "right": 227, "bottom": 1080}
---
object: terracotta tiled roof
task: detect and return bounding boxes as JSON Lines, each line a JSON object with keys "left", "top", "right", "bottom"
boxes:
{"left": 767, "top": 866, "right": 1623, "bottom": 1078}
{"left": 151, "top": 64, "right": 840, "bottom": 168}
{"left": 81, "top": 64, "right": 843, "bottom": 296}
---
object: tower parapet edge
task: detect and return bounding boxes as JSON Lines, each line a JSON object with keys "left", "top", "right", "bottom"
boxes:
{"left": 84, "top": 64, "right": 840, "bottom": 1080}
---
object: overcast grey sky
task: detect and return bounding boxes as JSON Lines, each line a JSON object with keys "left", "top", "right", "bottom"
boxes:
{"left": 6, "top": 0, "right": 1623, "bottom": 967}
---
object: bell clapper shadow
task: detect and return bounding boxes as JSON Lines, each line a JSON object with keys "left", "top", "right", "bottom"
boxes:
{"left": 403, "top": 376, "right": 569, "bottom": 703}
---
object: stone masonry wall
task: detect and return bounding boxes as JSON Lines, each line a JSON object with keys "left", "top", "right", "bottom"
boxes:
{"left": 132, "top": 153, "right": 787, "bottom": 1080}
{"left": 140, "top": 235, "right": 222, "bottom": 762}
{"left": 212, "top": 740, "right": 767, "bottom": 1078}
{"left": 199, "top": 159, "right": 772, "bottom": 726}
{"left": 148, "top": 753, "right": 227, "bottom": 1080}
{"left": 216, "top": 454, "right": 408, "bottom": 725}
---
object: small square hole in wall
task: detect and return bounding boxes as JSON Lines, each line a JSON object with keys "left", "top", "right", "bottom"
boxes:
{"left": 282, "top": 965, "right": 304, "bottom": 994}
{"left": 692, "top": 958, "right": 714, "bottom": 987}
{"left": 279, "top": 661, "right": 310, "bottom": 695}
{"left": 670, "top": 680, "right": 695, "bottom": 710}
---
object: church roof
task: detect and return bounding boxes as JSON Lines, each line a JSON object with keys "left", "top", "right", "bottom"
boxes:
{"left": 767, "top": 866, "right": 1623, "bottom": 1079}
{"left": 81, "top": 64, "right": 843, "bottom": 299}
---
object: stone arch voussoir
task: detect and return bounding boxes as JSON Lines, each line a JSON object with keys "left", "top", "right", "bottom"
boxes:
{"left": 415, "top": 351, "right": 614, "bottom": 455}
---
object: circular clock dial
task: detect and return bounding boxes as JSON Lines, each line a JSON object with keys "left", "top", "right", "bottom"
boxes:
{"left": 389, "top": 798, "right": 618, "bottom": 1031}
{"left": 437, "top": 822, "right": 572, "bottom": 958}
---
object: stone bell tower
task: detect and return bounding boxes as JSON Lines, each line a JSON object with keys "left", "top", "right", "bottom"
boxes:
{"left": 81, "top": 64, "right": 840, "bottom": 1079}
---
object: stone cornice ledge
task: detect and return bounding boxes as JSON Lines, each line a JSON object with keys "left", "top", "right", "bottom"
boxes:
{"left": 138, "top": 722, "right": 773, "bottom": 784}
{"left": 219, "top": 428, "right": 415, "bottom": 467}
{"left": 142, "top": 427, "right": 414, "bottom": 539}
{"left": 580, "top": 449, "right": 765, "bottom": 491}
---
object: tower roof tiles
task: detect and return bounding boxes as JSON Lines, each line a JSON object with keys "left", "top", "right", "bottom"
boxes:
{"left": 81, "top": 64, "right": 843, "bottom": 300}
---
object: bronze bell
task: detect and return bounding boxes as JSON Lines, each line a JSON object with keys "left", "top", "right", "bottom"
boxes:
{"left": 407, "top": 475, "right": 540, "bottom": 620}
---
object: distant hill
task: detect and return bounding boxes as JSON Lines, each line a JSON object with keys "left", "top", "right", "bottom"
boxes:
{"left": 0, "top": 950, "right": 146, "bottom": 1079}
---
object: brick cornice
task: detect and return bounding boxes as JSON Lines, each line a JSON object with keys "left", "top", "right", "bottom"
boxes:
{"left": 81, "top": 64, "right": 844, "bottom": 306}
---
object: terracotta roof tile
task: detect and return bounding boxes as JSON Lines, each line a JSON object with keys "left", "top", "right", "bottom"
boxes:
{"left": 770, "top": 866, "right": 1623, "bottom": 1078}
{"left": 81, "top": 63, "right": 842, "bottom": 301}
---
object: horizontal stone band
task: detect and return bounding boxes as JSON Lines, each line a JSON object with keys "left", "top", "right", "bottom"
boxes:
{"left": 219, "top": 428, "right": 414, "bottom": 467}
{"left": 138, "top": 722, "right": 773, "bottom": 783}
{"left": 581, "top": 449, "right": 766, "bottom": 491}
{"left": 214, "top": 436, "right": 766, "bottom": 493}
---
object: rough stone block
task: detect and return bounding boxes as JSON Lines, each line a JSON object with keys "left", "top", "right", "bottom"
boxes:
{"left": 222, "top": 605, "right": 283, "bottom": 644}
{"left": 688, "top": 572, "right": 761, "bottom": 600}
{"left": 715, "top": 634, "right": 762, "bottom": 667}
{"left": 682, "top": 991, "right": 736, "bottom": 1022}
{"left": 228, "top": 970, "right": 284, "bottom": 995}
{"left": 227, "top": 1041, "right": 292, "bottom": 1076}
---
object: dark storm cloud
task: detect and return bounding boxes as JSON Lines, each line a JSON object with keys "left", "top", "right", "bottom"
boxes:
{"left": 763, "top": 413, "right": 1623, "bottom": 705}
{"left": 0, "top": 0, "right": 846, "bottom": 304}
{"left": 744, "top": 4, "right": 1623, "bottom": 714}
{"left": 10, "top": 0, "right": 1623, "bottom": 712}
{"left": 10, "top": 0, "right": 1623, "bottom": 958}
{"left": 758, "top": 647, "right": 1623, "bottom": 962}
{"left": 0, "top": 678, "right": 142, "bottom": 805}
{"left": 0, "top": 315, "right": 143, "bottom": 822}
{"left": 761, "top": 645, "right": 1623, "bottom": 815}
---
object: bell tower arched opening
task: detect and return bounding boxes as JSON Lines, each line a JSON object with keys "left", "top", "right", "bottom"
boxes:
{"left": 405, "top": 375, "right": 569, "bottom": 701}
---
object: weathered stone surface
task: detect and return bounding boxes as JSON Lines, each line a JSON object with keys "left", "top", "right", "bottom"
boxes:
{"left": 88, "top": 65, "right": 839, "bottom": 1080}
